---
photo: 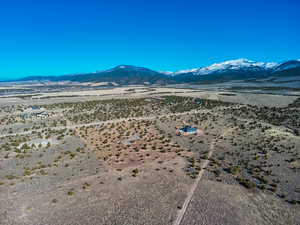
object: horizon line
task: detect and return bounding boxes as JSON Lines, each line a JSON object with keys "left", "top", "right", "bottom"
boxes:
{"left": 1, "top": 57, "right": 300, "bottom": 82}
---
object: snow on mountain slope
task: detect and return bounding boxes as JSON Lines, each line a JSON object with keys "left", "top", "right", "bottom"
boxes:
{"left": 159, "top": 71, "right": 174, "bottom": 75}
{"left": 15, "top": 58, "right": 300, "bottom": 84}
{"left": 173, "top": 68, "right": 200, "bottom": 75}
{"left": 173, "top": 59, "right": 278, "bottom": 76}
{"left": 210, "top": 58, "right": 277, "bottom": 69}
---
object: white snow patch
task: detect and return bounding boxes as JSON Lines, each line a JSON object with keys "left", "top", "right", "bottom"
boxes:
{"left": 174, "top": 58, "right": 278, "bottom": 75}
{"left": 174, "top": 68, "right": 200, "bottom": 75}
{"left": 160, "top": 71, "right": 174, "bottom": 75}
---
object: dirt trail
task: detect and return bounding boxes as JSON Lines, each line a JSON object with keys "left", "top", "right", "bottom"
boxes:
{"left": 0, "top": 110, "right": 201, "bottom": 138}
{"left": 173, "top": 138, "right": 217, "bottom": 225}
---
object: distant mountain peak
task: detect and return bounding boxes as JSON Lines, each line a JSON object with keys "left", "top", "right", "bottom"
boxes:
{"left": 115, "top": 65, "right": 135, "bottom": 69}
{"left": 173, "top": 58, "right": 279, "bottom": 76}
{"left": 10, "top": 58, "right": 300, "bottom": 84}
{"left": 218, "top": 58, "right": 252, "bottom": 64}
{"left": 274, "top": 60, "right": 300, "bottom": 71}
{"left": 205, "top": 58, "right": 278, "bottom": 70}
{"left": 113, "top": 65, "right": 153, "bottom": 72}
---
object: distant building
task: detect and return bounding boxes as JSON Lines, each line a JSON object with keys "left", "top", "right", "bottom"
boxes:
{"left": 35, "top": 111, "right": 49, "bottom": 119}
{"left": 20, "top": 106, "right": 49, "bottom": 119}
{"left": 177, "top": 126, "right": 199, "bottom": 135}
{"left": 30, "top": 105, "right": 41, "bottom": 110}
{"left": 194, "top": 98, "right": 203, "bottom": 105}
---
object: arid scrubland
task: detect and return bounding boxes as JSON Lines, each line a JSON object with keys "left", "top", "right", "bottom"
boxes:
{"left": 0, "top": 95, "right": 299, "bottom": 225}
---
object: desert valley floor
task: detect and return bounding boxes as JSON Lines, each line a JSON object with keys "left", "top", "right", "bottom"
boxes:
{"left": 0, "top": 86, "right": 300, "bottom": 225}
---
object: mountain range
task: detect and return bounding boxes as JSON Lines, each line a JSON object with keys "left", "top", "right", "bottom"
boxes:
{"left": 14, "top": 59, "right": 300, "bottom": 85}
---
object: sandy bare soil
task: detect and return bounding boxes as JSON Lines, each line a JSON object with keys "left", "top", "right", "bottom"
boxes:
{"left": 181, "top": 177, "right": 300, "bottom": 225}
{"left": 0, "top": 86, "right": 297, "bottom": 108}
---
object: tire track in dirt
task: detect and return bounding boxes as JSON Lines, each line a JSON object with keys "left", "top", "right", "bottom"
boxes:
{"left": 173, "top": 138, "right": 218, "bottom": 225}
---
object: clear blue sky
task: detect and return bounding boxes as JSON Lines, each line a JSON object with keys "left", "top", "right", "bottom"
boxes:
{"left": 0, "top": 0, "right": 299, "bottom": 80}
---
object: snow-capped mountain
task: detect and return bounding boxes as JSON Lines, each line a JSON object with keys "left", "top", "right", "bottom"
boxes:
{"left": 11, "top": 58, "right": 300, "bottom": 84}
{"left": 173, "top": 59, "right": 278, "bottom": 76}
{"left": 169, "top": 59, "right": 300, "bottom": 83}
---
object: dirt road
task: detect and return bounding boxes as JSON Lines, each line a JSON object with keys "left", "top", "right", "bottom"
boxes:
{"left": 0, "top": 110, "right": 200, "bottom": 138}
{"left": 173, "top": 138, "right": 217, "bottom": 225}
